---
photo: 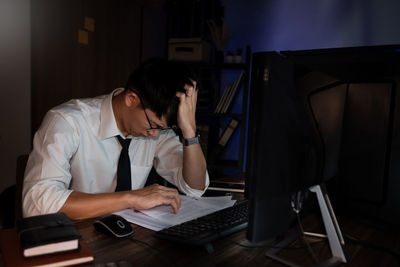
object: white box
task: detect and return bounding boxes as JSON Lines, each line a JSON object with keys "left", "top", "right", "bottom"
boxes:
{"left": 168, "top": 38, "right": 210, "bottom": 62}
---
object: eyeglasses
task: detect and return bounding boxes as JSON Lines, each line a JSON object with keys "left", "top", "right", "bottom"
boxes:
{"left": 128, "top": 88, "right": 171, "bottom": 132}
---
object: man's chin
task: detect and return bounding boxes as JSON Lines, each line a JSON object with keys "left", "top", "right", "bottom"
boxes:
{"left": 132, "top": 131, "right": 160, "bottom": 138}
{"left": 132, "top": 132, "right": 146, "bottom": 137}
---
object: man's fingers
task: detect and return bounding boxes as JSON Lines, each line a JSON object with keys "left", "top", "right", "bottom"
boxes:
{"left": 184, "top": 81, "right": 197, "bottom": 97}
{"left": 153, "top": 185, "right": 181, "bottom": 213}
{"left": 177, "top": 80, "right": 198, "bottom": 102}
{"left": 160, "top": 193, "right": 181, "bottom": 214}
{"left": 131, "top": 185, "right": 182, "bottom": 213}
{"left": 164, "top": 189, "right": 181, "bottom": 210}
{"left": 154, "top": 184, "right": 179, "bottom": 194}
{"left": 169, "top": 201, "right": 178, "bottom": 214}
{"left": 176, "top": 91, "right": 185, "bottom": 98}
{"left": 169, "top": 197, "right": 180, "bottom": 214}
{"left": 192, "top": 86, "right": 198, "bottom": 104}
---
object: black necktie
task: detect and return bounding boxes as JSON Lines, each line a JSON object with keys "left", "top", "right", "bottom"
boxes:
{"left": 115, "top": 136, "right": 132, "bottom": 192}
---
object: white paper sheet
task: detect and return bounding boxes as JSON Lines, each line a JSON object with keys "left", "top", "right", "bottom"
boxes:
{"left": 113, "top": 208, "right": 172, "bottom": 231}
{"left": 113, "top": 195, "right": 236, "bottom": 231}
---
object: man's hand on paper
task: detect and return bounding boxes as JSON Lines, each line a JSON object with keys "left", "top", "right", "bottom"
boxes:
{"left": 115, "top": 195, "right": 237, "bottom": 231}
{"left": 129, "top": 184, "right": 181, "bottom": 214}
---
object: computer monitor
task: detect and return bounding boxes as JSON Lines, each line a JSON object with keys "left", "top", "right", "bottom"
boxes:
{"left": 245, "top": 45, "right": 399, "bottom": 265}
{"left": 245, "top": 51, "right": 320, "bottom": 243}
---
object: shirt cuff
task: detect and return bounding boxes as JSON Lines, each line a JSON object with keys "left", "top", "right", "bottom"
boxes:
{"left": 23, "top": 186, "right": 73, "bottom": 218}
{"left": 178, "top": 171, "right": 210, "bottom": 198}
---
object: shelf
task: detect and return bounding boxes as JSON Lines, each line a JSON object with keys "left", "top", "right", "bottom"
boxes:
{"left": 193, "top": 46, "right": 251, "bottom": 182}
{"left": 208, "top": 160, "right": 239, "bottom": 170}
{"left": 207, "top": 173, "right": 246, "bottom": 193}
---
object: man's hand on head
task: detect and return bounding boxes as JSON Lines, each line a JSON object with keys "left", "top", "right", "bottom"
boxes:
{"left": 129, "top": 184, "right": 181, "bottom": 213}
{"left": 175, "top": 81, "right": 198, "bottom": 139}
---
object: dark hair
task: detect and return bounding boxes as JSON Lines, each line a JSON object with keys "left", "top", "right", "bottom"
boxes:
{"left": 125, "top": 58, "right": 197, "bottom": 126}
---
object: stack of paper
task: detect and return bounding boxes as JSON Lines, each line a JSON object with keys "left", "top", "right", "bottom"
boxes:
{"left": 113, "top": 195, "right": 236, "bottom": 231}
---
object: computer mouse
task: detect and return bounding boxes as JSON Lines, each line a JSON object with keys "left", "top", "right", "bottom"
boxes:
{"left": 93, "top": 214, "right": 133, "bottom": 238}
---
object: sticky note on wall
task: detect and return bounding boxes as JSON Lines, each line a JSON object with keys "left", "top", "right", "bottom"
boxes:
{"left": 84, "top": 16, "right": 95, "bottom": 32}
{"left": 78, "top": 29, "right": 88, "bottom": 45}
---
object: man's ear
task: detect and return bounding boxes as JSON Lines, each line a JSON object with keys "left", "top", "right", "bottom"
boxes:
{"left": 125, "top": 90, "right": 140, "bottom": 108}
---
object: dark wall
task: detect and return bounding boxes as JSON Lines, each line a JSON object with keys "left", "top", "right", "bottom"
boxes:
{"left": 31, "top": 0, "right": 167, "bottom": 134}
{"left": 0, "top": 0, "right": 31, "bottom": 194}
{"left": 222, "top": 0, "right": 400, "bottom": 53}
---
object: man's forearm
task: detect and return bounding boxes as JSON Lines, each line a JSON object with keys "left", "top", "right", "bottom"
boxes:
{"left": 59, "top": 191, "right": 133, "bottom": 220}
{"left": 175, "top": 80, "right": 206, "bottom": 191}
{"left": 59, "top": 184, "right": 182, "bottom": 220}
{"left": 182, "top": 143, "right": 207, "bottom": 190}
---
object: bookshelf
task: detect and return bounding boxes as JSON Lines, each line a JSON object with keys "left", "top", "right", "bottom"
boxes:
{"left": 194, "top": 46, "right": 251, "bottom": 192}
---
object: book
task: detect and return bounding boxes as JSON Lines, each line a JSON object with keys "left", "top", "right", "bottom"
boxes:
{"left": 16, "top": 212, "right": 81, "bottom": 257}
{"left": 0, "top": 228, "right": 94, "bottom": 267}
{"left": 208, "top": 174, "right": 246, "bottom": 193}
{"left": 207, "top": 182, "right": 245, "bottom": 193}
{"left": 218, "top": 118, "right": 240, "bottom": 147}
{"left": 221, "top": 71, "right": 244, "bottom": 113}
{"left": 214, "top": 84, "right": 232, "bottom": 113}
{"left": 208, "top": 118, "right": 240, "bottom": 164}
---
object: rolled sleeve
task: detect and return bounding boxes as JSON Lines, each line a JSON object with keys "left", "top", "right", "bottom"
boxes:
{"left": 175, "top": 171, "right": 209, "bottom": 198}
{"left": 153, "top": 131, "right": 209, "bottom": 198}
{"left": 22, "top": 111, "right": 79, "bottom": 217}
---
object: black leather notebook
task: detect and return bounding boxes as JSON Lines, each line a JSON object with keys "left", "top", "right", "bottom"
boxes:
{"left": 16, "top": 212, "right": 81, "bottom": 257}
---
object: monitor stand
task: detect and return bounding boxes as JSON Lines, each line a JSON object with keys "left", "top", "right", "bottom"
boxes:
{"left": 265, "top": 184, "right": 347, "bottom": 267}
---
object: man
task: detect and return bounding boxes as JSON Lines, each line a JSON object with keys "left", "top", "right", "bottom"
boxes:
{"left": 22, "top": 58, "right": 209, "bottom": 220}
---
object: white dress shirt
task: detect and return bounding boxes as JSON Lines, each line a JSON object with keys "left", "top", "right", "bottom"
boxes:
{"left": 23, "top": 88, "right": 209, "bottom": 217}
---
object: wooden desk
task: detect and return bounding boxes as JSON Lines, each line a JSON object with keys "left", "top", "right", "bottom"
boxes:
{"left": 76, "top": 193, "right": 257, "bottom": 266}
{"left": 77, "top": 218, "right": 256, "bottom": 266}
{"left": 75, "top": 192, "right": 271, "bottom": 266}
{"left": 76, "top": 211, "right": 400, "bottom": 267}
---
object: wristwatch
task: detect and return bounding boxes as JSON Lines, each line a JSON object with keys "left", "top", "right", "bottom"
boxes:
{"left": 182, "top": 132, "right": 201, "bottom": 146}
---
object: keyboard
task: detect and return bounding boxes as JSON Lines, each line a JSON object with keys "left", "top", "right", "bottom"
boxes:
{"left": 154, "top": 200, "right": 248, "bottom": 251}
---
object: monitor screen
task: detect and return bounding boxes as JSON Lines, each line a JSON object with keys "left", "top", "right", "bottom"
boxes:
{"left": 245, "top": 45, "right": 398, "bottom": 243}
{"left": 245, "top": 51, "right": 319, "bottom": 243}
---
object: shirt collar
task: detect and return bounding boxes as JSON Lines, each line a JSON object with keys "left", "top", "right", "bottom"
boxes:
{"left": 98, "top": 88, "right": 125, "bottom": 140}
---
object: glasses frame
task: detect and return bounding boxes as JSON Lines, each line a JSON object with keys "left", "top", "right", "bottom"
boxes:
{"left": 128, "top": 88, "right": 171, "bottom": 132}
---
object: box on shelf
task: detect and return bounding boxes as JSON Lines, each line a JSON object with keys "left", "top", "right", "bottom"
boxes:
{"left": 168, "top": 38, "right": 210, "bottom": 62}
